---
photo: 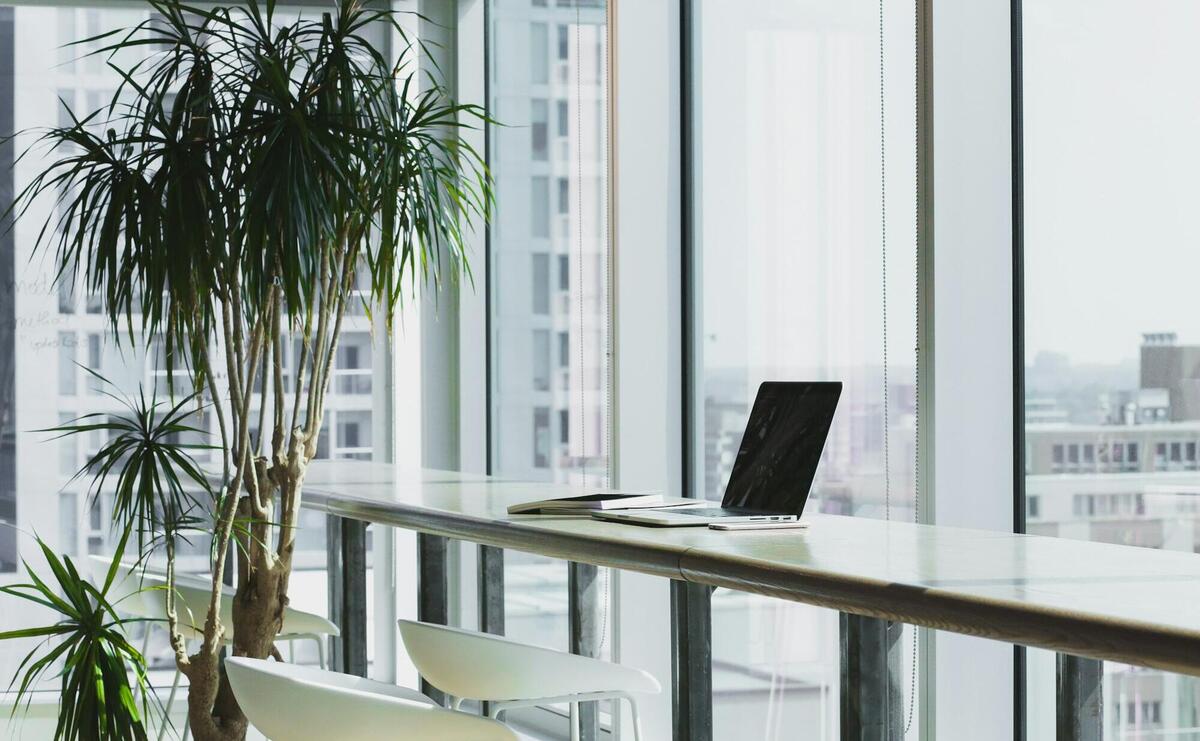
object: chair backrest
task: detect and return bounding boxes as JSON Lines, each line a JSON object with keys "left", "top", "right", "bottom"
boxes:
{"left": 86, "top": 557, "right": 337, "bottom": 640}
{"left": 225, "top": 657, "right": 518, "bottom": 741}
{"left": 397, "top": 619, "right": 661, "bottom": 701}
{"left": 86, "top": 555, "right": 168, "bottom": 622}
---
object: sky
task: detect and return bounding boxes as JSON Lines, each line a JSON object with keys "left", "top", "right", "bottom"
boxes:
{"left": 1022, "top": 0, "right": 1200, "bottom": 365}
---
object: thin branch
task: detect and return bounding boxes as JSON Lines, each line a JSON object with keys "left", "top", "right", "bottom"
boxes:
{"left": 201, "top": 301, "right": 268, "bottom": 653}
{"left": 271, "top": 286, "right": 286, "bottom": 464}
{"left": 163, "top": 537, "right": 192, "bottom": 674}
{"left": 254, "top": 295, "right": 272, "bottom": 458}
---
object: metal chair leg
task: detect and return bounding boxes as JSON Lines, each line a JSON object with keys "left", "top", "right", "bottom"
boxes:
{"left": 570, "top": 702, "right": 581, "bottom": 741}
{"left": 627, "top": 696, "right": 644, "bottom": 741}
{"left": 157, "top": 668, "right": 183, "bottom": 741}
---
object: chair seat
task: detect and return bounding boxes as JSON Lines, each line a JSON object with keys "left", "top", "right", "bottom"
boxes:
{"left": 397, "top": 619, "right": 661, "bottom": 702}
{"left": 225, "top": 657, "right": 518, "bottom": 741}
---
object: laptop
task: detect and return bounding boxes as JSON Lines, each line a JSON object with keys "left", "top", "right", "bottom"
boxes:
{"left": 593, "top": 381, "right": 842, "bottom": 527}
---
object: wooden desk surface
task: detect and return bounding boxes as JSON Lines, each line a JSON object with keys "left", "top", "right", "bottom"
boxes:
{"left": 302, "top": 461, "right": 1200, "bottom": 676}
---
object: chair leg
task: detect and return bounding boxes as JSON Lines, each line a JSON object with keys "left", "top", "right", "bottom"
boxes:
{"left": 140, "top": 625, "right": 154, "bottom": 720}
{"left": 450, "top": 696, "right": 463, "bottom": 711}
{"left": 570, "top": 702, "right": 581, "bottom": 741}
{"left": 316, "top": 635, "right": 326, "bottom": 670}
{"left": 626, "top": 697, "right": 644, "bottom": 741}
{"left": 157, "top": 668, "right": 183, "bottom": 741}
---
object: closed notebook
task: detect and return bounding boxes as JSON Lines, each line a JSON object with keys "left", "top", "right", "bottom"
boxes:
{"left": 508, "top": 492, "right": 664, "bottom": 515}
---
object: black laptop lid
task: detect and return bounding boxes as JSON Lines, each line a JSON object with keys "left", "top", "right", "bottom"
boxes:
{"left": 721, "top": 381, "right": 842, "bottom": 514}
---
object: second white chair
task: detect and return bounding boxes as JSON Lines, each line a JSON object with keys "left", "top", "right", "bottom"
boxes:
{"left": 225, "top": 656, "right": 518, "bottom": 741}
{"left": 398, "top": 619, "right": 661, "bottom": 741}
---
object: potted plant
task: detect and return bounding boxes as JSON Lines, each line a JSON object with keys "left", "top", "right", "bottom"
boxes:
{"left": 4, "top": 0, "right": 491, "bottom": 738}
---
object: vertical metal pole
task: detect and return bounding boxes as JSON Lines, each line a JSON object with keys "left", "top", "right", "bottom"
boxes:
{"left": 417, "top": 533, "right": 449, "bottom": 705}
{"left": 670, "top": 580, "right": 712, "bottom": 741}
{"left": 478, "top": 545, "right": 505, "bottom": 636}
{"left": 569, "top": 562, "right": 603, "bottom": 741}
{"left": 478, "top": 545, "right": 505, "bottom": 718}
{"left": 327, "top": 515, "right": 368, "bottom": 677}
{"left": 840, "top": 613, "right": 903, "bottom": 741}
{"left": 1056, "top": 654, "right": 1102, "bottom": 741}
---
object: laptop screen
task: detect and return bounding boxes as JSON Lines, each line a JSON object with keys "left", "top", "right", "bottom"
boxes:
{"left": 721, "top": 381, "right": 842, "bottom": 514}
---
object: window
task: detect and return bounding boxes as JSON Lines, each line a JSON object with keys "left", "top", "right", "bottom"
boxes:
{"left": 532, "top": 330, "right": 551, "bottom": 391}
{"left": 556, "top": 176, "right": 569, "bottom": 215}
{"left": 334, "top": 332, "right": 372, "bottom": 395}
{"left": 0, "top": 2, "right": 392, "bottom": 684}
{"left": 530, "top": 22, "right": 548, "bottom": 85}
{"left": 57, "top": 332, "right": 76, "bottom": 395}
{"left": 1053, "top": 444, "right": 1065, "bottom": 464}
{"left": 531, "top": 253, "right": 550, "bottom": 315}
{"left": 530, "top": 99, "right": 549, "bottom": 160}
{"left": 556, "top": 99, "right": 569, "bottom": 137}
{"left": 532, "top": 407, "right": 551, "bottom": 468}
{"left": 556, "top": 24, "right": 568, "bottom": 61}
{"left": 1022, "top": 1, "right": 1200, "bottom": 735}
{"left": 557, "top": 253, "right": 570, "bottom": 291}
{"left": 530, "top": 176, "right": 550, "bottom": 238}
{"left": 489, "top": 0, "right": 610, "bottom": 668}
{"left": 691, "top": 0, "right": 918, "bottom": 736}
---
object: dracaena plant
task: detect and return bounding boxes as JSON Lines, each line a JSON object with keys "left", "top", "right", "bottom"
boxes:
{"left": 0, "top": 528, "right": 151, "bottom": 741}
{"left": 4, "top": 0, "right": 491, "bottom": 738}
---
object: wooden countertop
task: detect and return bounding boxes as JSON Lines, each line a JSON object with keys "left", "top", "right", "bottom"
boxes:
{"left": 302, "top": 461, "right": 1200, "bottom": 676}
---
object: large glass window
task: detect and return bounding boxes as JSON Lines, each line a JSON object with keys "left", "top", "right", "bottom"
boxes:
{"left": 488, "top": 0, "right": 611, "bottom": 659}
{"left": 691, "top": 0, "right": 918, "bottom": 737}
{"left": 1022, "top": 1, "right": 1200, "bottom": 736}
{"left": 0, "top": 1, "right": 393, "bottom": 693}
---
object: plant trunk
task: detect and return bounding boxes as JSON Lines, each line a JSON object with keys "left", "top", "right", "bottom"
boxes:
{"left": 185, "top": 471, "right": 306, "bottom": 741}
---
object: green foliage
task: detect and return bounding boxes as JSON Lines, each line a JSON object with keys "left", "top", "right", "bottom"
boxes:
{"left": 0, "top": 529, "right": 150, "bottom": 741}
{"left": 5, "top": 0, "right": 491, "bottom": 386}
{"left": 44, "top": 370, "right": 215, "bottom": 549}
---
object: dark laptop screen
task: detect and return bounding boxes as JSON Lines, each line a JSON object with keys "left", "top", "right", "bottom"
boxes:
{"left": 721, "top": 381, "right": 842, "bottom": 514}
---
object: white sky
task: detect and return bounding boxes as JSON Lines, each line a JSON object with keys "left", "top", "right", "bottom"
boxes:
{"left": 1023, "top": 0, "right": 1200, "bottom": 364}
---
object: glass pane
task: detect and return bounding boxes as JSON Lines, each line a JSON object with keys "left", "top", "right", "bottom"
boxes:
{"left": 0, "top": 2, "right": 388, "bottom": 702}
{"left": 692, "top": 0, "right": 918, "bottom": 738}
{"left": 489, "top": 0, "right": 611, "bottom": 656}
{"left": 1022, "top": 1, "right": 1200, "bottom": 737}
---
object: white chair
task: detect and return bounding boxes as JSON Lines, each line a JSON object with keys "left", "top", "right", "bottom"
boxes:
{"left": 225, "top": 657, "right": 518, "bottom": 740}
{"left": 88, "top": 556, "right": 339, "bottom": 740}
{"left": 398, "top": 619, "right": 661, "bottom": 741}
